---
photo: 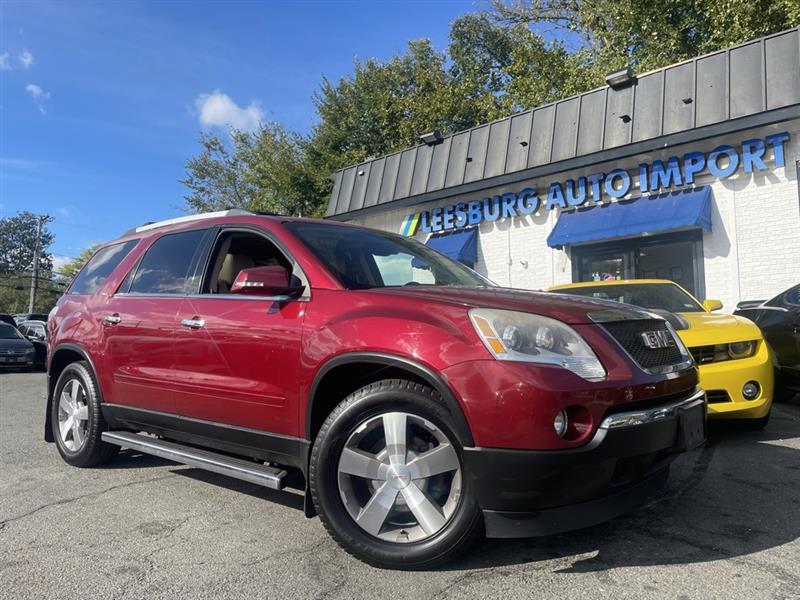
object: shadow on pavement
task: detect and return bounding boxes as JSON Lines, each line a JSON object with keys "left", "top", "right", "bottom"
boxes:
{"left": 171, "top": 467, "right": 306, "bottom": 511}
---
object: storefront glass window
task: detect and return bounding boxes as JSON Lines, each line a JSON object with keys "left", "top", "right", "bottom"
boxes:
{"left": 572, "top": 231, "right": 704, "bottom": 298}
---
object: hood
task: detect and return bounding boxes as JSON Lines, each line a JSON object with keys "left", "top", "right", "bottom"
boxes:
{"left": 0, "top": 338, "right": 34, "bottom": 351}
{"left": 676, "top": 311, "right": 762, "bottom": 346}
{"left": 363, "top": 286, "right": 657, "bottom": 324}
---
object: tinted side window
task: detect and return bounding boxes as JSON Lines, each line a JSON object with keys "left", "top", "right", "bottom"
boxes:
{"left": 786, "top": 285, "right": 800, "bottom": 307}
{"left": 128, "top": 229, "right": 206, "bottom": 294}
{"left": 69, "top": 240, "right": 138, "bottom": 295}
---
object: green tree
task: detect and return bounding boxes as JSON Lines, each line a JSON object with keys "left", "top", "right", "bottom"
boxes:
{"left": 0, "top": 211, "right": 54, "bottom": 275}
{"left": 306, "top": 39, "right": 481, "bottom": 186}
{"left": 490, "top": 0, "right": 800, "bottom": 104}
{"left": 181, "top": 124, "right": 324, "bottom": 217}
{"left": 0, "top": 212, "right": 57, "bottom": 313}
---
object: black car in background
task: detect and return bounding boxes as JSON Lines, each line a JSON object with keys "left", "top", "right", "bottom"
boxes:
{"left": 735, "top": 284, "right": 800, "bottom": 401}
{"left": 0, "top": 323, "right": 36, "bottom": 371}
{"left": 18, "top": 320, "right": 49, "bottom": 370}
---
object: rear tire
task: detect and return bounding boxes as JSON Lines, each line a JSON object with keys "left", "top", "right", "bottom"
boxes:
{"left": 51, "top": 361, "right": 118, "bottom": 467}
{"left": 309, "top": 379, "right": 482, "bottom": 569}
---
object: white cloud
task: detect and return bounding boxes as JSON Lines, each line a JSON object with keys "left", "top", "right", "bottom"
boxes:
{"left": 52, "top": 255, "right": 72, "bottom": 274}
{"left": 0, "top": 52, "right": 11, "bottom": 71}
{"left": 18, "top": 49, "right": 34, "bottom": 69}
{"left": 25, "top": 83, "right": 51, "bottom": 114}
{"left": 195, "top": 90, "right": 263, "bottom": 132}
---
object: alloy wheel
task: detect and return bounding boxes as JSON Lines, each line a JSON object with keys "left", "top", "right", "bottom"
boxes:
{"left": 337, "top": 411, "right": 462, "bottom": 543}
{"left": 57, "top": 378, "right": 89, "bottom": 452}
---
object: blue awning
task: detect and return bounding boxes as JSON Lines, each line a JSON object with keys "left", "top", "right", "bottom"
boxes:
{"left": 547, "top": 186, "right": 713, "bottom": 248}
{"left": 419, "top": 227, "right": 478, "bottom": 265}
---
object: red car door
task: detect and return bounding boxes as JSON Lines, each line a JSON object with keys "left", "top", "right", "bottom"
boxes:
{"left": 99, "top": 295, "right": 182, "bottom": 412}
{"left": 171, "top": 228, "right": 305, "bottom": 437}
{"left": 99, "top": 228, "right": 209, "bottom": 414}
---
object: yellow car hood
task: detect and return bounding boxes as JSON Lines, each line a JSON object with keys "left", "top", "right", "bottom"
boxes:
{"left": 676, "top": 312, "right": 762, "bottom": 346}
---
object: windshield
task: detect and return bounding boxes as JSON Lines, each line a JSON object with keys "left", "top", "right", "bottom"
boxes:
{"left": 285, "top": 222, "right": 493, "bottom": 290}
{"left": 556, "top": 282, "right": 705, "bottom": 313}
{"left": 0, "top": 324, "right": 24, "bottom": 339}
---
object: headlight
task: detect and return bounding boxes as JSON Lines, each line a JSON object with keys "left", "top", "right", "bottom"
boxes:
{"left": 727, "top": 340, "right": 756, "bottom": 360}
{"left": 25, "top": 348, "right": 35, "bottom": 355}
{"left": 469, "top": 308, "right": 606, "bottom": 380}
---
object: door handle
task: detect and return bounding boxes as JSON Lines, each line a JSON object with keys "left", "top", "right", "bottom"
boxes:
{"left": 181, "top": 318, "right": 205, "bottom": 329}
{"left": 104, "top": 314, "right": 121, "bottom": 325}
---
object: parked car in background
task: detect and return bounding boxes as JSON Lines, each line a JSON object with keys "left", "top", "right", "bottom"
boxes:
{"left": 45, "top": 211, "right": 706, "bottom": 569}
{"left": 13, "top": 312, "right": 50, "bottom": 325}
{"left": 18, "top": 320, "right": 49, "bottom": 370}
{"left": 0, "top": 314, "right": 18, "bottom": 328}
{"left": 0, "top": 323, "right": 36, "bottom": 371}
{"left": 550, "top": 279, "right": 773, "bottom": 428}
{"left": 735, "top": 284, "right": 800, "bottom": 402}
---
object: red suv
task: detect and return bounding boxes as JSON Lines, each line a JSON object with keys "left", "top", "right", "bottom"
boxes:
{"left": 46, "top": 210, "right": 706, "bottom": 569}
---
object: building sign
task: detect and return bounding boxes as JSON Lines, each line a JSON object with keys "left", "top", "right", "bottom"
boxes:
{"left": 399, "top": 131, "right": 790, "bottom": 236}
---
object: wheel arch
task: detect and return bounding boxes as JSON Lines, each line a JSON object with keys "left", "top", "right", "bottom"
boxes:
{"left": 305, "top": 352, "right": 475, "bottom": 448}
{"left": 45, "top": 343, "right": 101, "bottom": 442}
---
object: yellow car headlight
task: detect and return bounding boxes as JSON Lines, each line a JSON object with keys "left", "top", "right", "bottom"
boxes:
{"left": 727, "top": 340, "right": 756, "bottom": 360}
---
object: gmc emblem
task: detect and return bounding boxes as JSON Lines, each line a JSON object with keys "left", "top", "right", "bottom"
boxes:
{"left": 640, "top": 330, "right": 676, "bottom": 349}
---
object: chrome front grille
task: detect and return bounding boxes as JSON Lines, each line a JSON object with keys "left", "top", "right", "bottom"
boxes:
{"left": 598, "top": 319, "right": 686, "bottom": 371}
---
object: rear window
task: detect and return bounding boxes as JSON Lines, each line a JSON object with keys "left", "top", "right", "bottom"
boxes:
{"left": 69, "top": 240, "right": 138, "bottom": 295}
{"left": 128, "top": 229, "right": 206, "bottom": 294}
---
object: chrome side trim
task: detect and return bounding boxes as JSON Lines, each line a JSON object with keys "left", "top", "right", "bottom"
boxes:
{"left": 114, "top": 292, "right": 309, "bottom": 303}
{"left": 599, "top": 388, "right": 706, "bottom": 430}
{"left": 101, "top": 431, "right": 287, "bottom": 489}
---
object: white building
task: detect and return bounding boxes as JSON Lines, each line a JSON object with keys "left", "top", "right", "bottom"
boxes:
{"left": 327, "top": 28, "right": 800, "bottom": 309}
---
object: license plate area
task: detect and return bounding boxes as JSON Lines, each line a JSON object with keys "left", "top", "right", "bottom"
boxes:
{"left": 676, "top": 401, "right": 706, "bottom": 450}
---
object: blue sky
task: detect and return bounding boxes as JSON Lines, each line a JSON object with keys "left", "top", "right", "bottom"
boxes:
{"left": 1, "top": 0, "right": 479, "bottom": 266}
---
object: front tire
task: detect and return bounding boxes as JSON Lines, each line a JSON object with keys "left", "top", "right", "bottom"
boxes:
{"left": 309, "top": 379, "right": 482, "bottom": 569}
{"left": 51, "top": 361, "right": 118, "bottom": 467}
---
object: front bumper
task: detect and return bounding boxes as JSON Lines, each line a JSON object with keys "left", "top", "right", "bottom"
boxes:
{"left": 700, "top": 341, "right": 773, "bottom": 420}
{"left": 464, "top": 388, "right": 706, "bottom": 538}
{"left": 0, "top": 356, "right": 34, "bottom": 368}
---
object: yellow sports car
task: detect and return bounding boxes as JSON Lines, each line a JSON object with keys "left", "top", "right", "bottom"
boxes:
{"left": 549, "top": 279, "right": 773, "bottom": 428}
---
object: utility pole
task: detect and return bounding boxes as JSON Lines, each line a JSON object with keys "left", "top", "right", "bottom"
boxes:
{"left": 28, "top": 214, "right": 50, "bottom": 313}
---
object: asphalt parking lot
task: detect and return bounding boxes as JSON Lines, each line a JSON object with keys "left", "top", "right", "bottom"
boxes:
{"left": 1, "top": 372, "right": 799, "bottom": 599}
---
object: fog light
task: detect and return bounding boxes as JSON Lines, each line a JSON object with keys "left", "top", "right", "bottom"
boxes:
{"left": 554, "top": 410, "right": 568, "bottom": 438}
{"left": 742, "top": 381, "right": 760, "bottom": 400}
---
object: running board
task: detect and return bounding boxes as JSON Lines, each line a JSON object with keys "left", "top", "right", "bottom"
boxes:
{"left": 101, "top": 431, "right": 287, "bottom": 490}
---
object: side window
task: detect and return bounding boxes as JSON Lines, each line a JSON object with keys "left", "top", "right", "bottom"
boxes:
{"left": 128, "top": 229, "right": 206, "bottom": 295}
{"left": 786, "top": 285, "right": 800, "bottom": 307}
{"left": 18, "top": 325, "right": 29, "bottom": 337}
{"left": 202, "top": 230, "right": 292, "bottom": 294}
{"left": 68, "top": 240, "right": 138, "bottom": 295}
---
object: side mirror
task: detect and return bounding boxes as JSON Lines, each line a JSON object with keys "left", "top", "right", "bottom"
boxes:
{"left": 703, "top": 299, "right": 723, "bottom": 312}
{"left": 230, "top": 266, "right": 304, "bottom": 299}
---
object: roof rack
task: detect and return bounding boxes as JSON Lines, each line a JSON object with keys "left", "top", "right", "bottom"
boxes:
{"left": 122, "top": 209, "right": 254, "bottom": 236}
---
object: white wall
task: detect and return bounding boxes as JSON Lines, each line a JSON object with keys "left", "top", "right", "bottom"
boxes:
{"left": 346, "top": 119, "right": 800, "bottom": 309}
